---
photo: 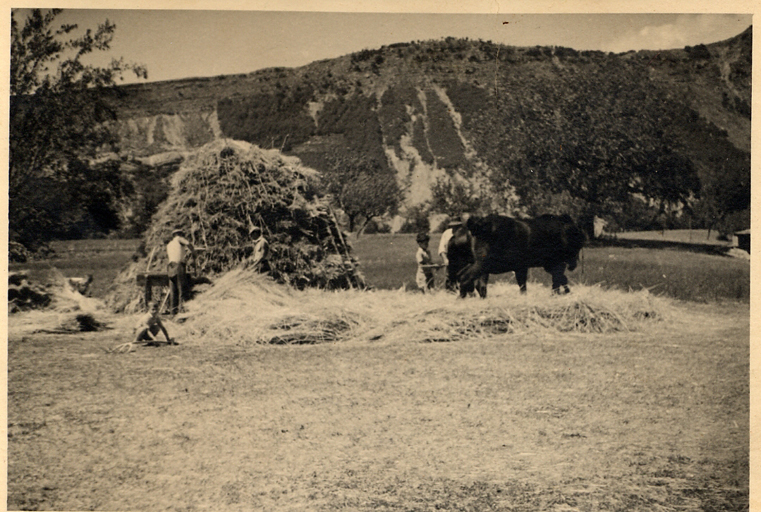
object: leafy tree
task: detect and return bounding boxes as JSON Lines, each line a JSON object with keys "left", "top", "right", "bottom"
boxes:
{"left": 322, "top": 157, "right": 401, "bottom": 235}
{"left": 398, "top": 204, "right": 431, "bottom": 234}
{"left": 475, "top": 60, "right": 703, "bottom": 235}
{"left": 217, "top": 84, "right": 315, "bottom": 151}
{"left": 430, "top": 175, "right": 490, "bottom": 217}
{"left": 10, "top": 9, "right": 147, "bottom": 251}
{"left": 693, "top": 153, "right": 750, "bottom": 236}
{"left": 669, "top": 107, "right": 751, "bottom": 234}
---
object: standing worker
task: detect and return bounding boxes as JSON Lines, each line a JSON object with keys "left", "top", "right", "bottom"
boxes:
{"left": 249, "top": 225, "right": 270, "bottom": 272}
{"left": 415, "top": 232, "right": 439, "bottom": 293}
{"left": 167, "top": 228, "right": 195, "bottom": 316}
{"left": 438, "top": 218, "right": 462, "bottom": 292}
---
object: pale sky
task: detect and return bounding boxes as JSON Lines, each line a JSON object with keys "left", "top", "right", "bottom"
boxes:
{"left": 12, "top": 9, "right": 753, "bottom": 85}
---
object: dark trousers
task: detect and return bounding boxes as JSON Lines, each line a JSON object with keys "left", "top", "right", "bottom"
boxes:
{"left": 445, "top": 265, "right": 458, "bottom": 292}
{"left": 168, "top": 262, "right": 186, "bottom": 315}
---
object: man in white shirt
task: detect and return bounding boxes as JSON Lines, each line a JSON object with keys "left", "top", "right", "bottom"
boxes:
{"left": 166, "top": 228, "right": 194, "bottom": 315}
{"left": 438, "top": 218, "right": 462, "bottom": 292}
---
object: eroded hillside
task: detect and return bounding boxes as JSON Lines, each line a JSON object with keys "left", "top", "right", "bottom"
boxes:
{"left": 103, "top": 29, "right": 751, "bottom": 218}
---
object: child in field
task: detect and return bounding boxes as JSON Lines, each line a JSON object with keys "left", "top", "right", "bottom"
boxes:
{"left": 415, "top": 232, "right": 439, "bottom": 293}
{"left": 248, "top": 225, "right": 270, "bottom": 272}
{"left": 133, "top": 301, "right": 176, "bottom": 346}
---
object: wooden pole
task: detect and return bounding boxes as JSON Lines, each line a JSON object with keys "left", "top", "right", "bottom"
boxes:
{"left": 327, "top": 204, "right": 359, "bottom": 290}
{"left": 145, "top": 246, "right": 157, "bottom": 271}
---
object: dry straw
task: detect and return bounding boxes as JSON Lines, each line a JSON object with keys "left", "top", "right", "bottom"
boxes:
{"left": 8, "top": 269, "right": 109, "bottom": 335}
{"left": 106, "top": 139, "right": 364, "bottom": 313}
{"left": 8, "top": 267, "right": 673, "bottom": 345}
{"left": 172, "top": 269, "right": 672, "bottom": 346}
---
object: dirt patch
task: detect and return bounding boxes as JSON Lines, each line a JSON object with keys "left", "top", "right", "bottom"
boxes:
{"left": 7, "top": 296, "right": 748, "bottom": 511}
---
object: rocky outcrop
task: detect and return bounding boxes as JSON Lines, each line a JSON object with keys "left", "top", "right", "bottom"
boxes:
{"left": 109, "top": 110, "right": 222, "bottom": 157}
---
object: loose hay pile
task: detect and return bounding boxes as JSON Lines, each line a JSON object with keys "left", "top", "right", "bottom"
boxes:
{"left": 172, "top": 273, "right": 673, "bottom": 346}
{"left": 8, "top": 269, "right": 110, "bottom": 335}
{"left": 175, "top": 268, "right": 365, "bottom": 344}
{"left": 106, "top": 140, "right": 364, "bottom": 313}
{"left": 8, "top": 272, "right": 51, "bottom": 312}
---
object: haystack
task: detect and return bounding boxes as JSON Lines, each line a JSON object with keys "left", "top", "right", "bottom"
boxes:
{"left": 106, "top": 139, "right": 364, "bottom": 313}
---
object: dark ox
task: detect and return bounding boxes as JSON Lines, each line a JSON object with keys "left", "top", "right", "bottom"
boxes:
{"left": 446, "top": 222, "right": 488, "bottom": 297}
{"left": 454, "top": 214, "right": 585, "bottom": 298}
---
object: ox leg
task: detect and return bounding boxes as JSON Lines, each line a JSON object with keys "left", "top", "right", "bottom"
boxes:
{"left": 459, "top": 279, "right": 473, "bottom": 299}
{"left": 475, "top": 274, "right": 489, "bottom": 298}
{"left": 515, "top": 267, "right": 528, "bottom": 294}
{"left": 547, "top": 262, "right": 570, "bottom": 294}
{"left": 460, "top": 278, "right": 480, "bottom": 299}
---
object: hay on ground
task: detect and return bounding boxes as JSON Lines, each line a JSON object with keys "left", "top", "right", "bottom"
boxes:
{"left": 170, "top": 273, "right": 673, "bottom": 346}
{"left": 7, "top": 269, "right": 110, "bottom": 335}
{"left": 56, "top": 313, "right": 108, "bottom": 333}
{"left": 106, "top": 139, "right": 364, "bottom": 314}
{"left": 174, "top": 268, "right": 365, "bottom": 345}
{"left": 8, "top": 272, "right": 51, "bottom": 312}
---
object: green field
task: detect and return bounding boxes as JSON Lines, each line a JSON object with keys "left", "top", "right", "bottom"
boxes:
{"left": 10, "top": 239, "right": 142, "bottom": 299}
{"left": 351, "top": 233, "right": 749, "bottom": 303}
{"left": 10, "top": 233, "right": 749, "bottom": 303}
{"left": 614, "top": 229, "right": 730, "bottom": 246}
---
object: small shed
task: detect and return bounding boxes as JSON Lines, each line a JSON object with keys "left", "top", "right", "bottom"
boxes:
{"left": 734, "top": 229, "right": 751, "bottom": 254}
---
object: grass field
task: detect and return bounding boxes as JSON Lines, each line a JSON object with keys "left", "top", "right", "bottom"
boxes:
{"left": 614, "top": 229, "right": 730, "bottom": 246}
{"left": 7, "top": 232, "right": 750, "bottom": 510}
{"left": 351, "top": 233, "right": 749, "bottom": 303}
{"left": 9, "top": 239, "right": 141, "bottom": 299}
{"left": 9, "top": 233, "right": 750, "bottom": 303}
{"left": 10, "top": 231, "right": 750, "bottom": 302}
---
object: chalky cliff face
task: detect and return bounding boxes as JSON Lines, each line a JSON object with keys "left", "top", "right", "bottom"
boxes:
{"left": 104, "top": 31, "right": 751, "bottom": 213}
{"left": 110, "top": 111, "right": 223, "bottom": 157}
{"left": 287, "top": 82, "right": 492, "bottom": 207}
{"left": 106, "top": 77, "right": 492, "bottom": 211}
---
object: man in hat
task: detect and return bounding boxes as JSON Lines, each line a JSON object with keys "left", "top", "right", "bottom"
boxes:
{"left": 166, "top": 228, "right": 195, "bottom": 315}
{"left": 249, "top": 225, "right": 270, "bottom": 272}
{"left": 438, "top": 217, "right": 462, "bottom": 292}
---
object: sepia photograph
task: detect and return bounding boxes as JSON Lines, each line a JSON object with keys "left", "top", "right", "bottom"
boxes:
{"left": 6, "top": 4, "right": 753, "bottom": 510}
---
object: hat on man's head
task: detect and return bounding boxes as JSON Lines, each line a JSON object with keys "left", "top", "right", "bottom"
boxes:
{"left": 448, "top": 217, "right": 463, "bottom": 227}
{"left": 172, "top": 228, "right": 184, "bottom": 236}
{"left": 416, "top": 232, "right": 430, "bottom": 243}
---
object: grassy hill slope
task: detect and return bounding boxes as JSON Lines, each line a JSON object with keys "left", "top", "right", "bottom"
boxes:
{"left": 103, "top": 28, "right": 751, "bottom": 233}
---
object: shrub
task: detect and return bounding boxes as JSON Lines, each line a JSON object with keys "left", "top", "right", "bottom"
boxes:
{"left": 398, "top": 205, "right": 431, "bottom": 233}
{"left": 363, "top": 219, "right": 391, "bottom": 234}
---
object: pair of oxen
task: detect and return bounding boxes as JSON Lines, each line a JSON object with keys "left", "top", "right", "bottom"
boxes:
{"left": 446, "top": 214, "right": 586, "bottom": 298}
